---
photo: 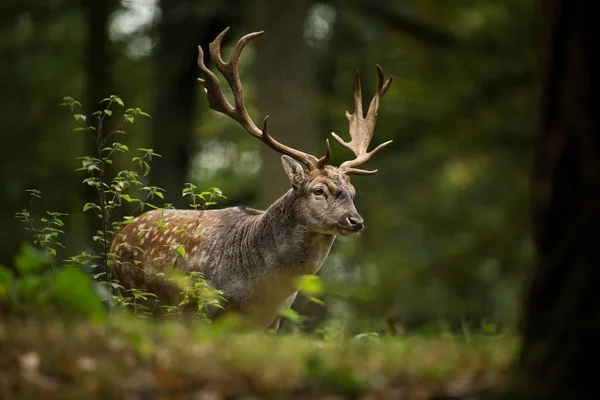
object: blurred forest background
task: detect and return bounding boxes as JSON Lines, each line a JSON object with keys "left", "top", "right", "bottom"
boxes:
{"left": 0, "top": 0, "right": 537, "bottom": 333}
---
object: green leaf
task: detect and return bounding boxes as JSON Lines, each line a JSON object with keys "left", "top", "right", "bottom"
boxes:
{"left": 104, "top": 109, "right": 112, "bottom": 116}
{"left": 120, "top": 194, "right": 133, "bottom": 202}
{"left": 48, "top": 268, "right": 106, "bottom": 322}
{"left": 155, "top": 220, "right": 167, "bottom": 228}
{"left": 0, "top": 266, "right": 14, "bottom": 293}
{"left": 309, "top": 296, "right": 325, "bottom": 305}
{"left": 295, "top": 275, "right": 324, "bottom": 298}
{"left": 83, "top": 203, "right": 100, "bottom": 212}
{"left": 176, "top": 245, "right": 186, "bottom": 257}
{"left": 14, "top": 243, "right": 48, "bottom": 275}
{"left": 26, "top": 188, "right": 42, "bottom": 197}
{"left": 281, "top": 308, "right": 304, "bottom": 325}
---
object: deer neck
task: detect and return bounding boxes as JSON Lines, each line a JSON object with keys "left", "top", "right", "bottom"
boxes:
{"left": 250, "top": 189, "right": 335, "bottom": 276}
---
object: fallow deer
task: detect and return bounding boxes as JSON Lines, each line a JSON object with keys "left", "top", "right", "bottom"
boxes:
{"left": 110, "top": 27, "right": 392, "bottom": 330}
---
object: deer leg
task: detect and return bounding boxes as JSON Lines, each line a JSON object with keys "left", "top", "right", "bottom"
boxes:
{"left": 268, "top": 317, "right": 282, "bottom": 332}
{"left": 267, "top": 292, "right": 298, "bottom": 334}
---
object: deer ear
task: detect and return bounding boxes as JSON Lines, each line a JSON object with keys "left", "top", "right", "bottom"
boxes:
{"left": 281, "top": 155, "right": 306, "bottom": 189}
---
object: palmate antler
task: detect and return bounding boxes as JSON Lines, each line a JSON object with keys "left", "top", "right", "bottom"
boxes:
{"left": 332, "top": 66, "right": 393, "bottom": 175}
{"left": 197, "top": 27, "right": 331, "bottom": 171}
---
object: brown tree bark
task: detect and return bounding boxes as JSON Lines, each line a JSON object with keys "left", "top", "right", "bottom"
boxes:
{"left": 515, "top": 0, "right": 598, "bottom": 397}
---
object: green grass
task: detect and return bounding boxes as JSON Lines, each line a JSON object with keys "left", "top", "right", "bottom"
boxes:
{"left": 0, "top": 313, "right": 517, "bottom": 399}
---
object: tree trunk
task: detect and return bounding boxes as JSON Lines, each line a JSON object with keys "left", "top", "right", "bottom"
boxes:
{"left": 83, "top": 0, "right": 115, "bottom": 250}
{"left": 515, "top": 0, "right": 598, "bottom": 397}
{"left": 151, "top": 1, "right": 239, "bottom": 207}
{"left": 247, "top": 0, "right": 318, "bottom": 209}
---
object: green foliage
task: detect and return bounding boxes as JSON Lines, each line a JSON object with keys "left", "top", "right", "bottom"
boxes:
{"left": 182, "top": 183, "right": 227, "bottom": 209}
{"left": 173, "top": 271, "right": 226, "bottom": 322}
{"left": 281, "top": 308, "right": 306, "bottom": 327}
{"left": 278, "top": 275, "right": 327, "bottom": 330}
{"left": 296, "top": 274, "right": 325, "bottom": 304}
{"left": 0, "top": 244, "right": 105, "bottom": 321}
{"left": 15, "top": 190, "right": 67, "bottom": 267}
{"left": 59, "top": 95, "right": 156, "bottom": 302}
{"left": 8, "top": 95, "right": 228, "bottom": 323}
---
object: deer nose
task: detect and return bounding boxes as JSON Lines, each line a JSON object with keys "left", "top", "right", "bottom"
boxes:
{"left": 347, "top": 214, "right": 364, "bottom": 231}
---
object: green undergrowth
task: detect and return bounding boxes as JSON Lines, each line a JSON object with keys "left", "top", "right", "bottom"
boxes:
{"left": 0, "top": 313, "right": 517, "bottom": 400}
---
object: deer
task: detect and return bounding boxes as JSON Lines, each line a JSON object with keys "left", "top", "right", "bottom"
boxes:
{"left": 110, "top": 27, "right": 392, "bottom": 330}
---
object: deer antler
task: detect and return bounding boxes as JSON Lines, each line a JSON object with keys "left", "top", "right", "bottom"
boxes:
{"left": 332, "top": 65, "right": 393, "bottom": 175}
{"left": 197, "top": 27, "right": 331, "bottom": 170}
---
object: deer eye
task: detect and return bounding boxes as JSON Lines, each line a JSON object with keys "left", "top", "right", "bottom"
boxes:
{"left": 313, "top": 187, "right": 325, "bottom": 196}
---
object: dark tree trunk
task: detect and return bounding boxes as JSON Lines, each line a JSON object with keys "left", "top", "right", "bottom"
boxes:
{"left": 247, "top": 0, "right": 318, "bottom": 209}
{"left": 84, "top": 0, "right": 113, "bottom": 117}
{"left": 151, "top": 1, "right": 239, "bottom": 207}
{"left": 515, "top": 0, "right": 598, "bottom": 397}
{"left": 83, "top": 0, "right": 115, "bottom": 249}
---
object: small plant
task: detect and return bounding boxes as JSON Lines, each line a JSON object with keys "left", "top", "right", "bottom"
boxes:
{"left": 0, "top": 244, "right": 105, "bottom": 321}
{"left": 15, "top": 189, "right": 67, "bottom": 270}
{"left": 57, "top": 96, "right": 163, "bottom": 312}
{"left": 173, "top": 271, "right": 226, "bottom": 322}
{"left": 315, "top": 320, "right": 345, "bottom": 341}
{"left": 182, "top": 183, "right": 226, "bottom": 210}
{"left": 60, "top": 96, "right": 153, "bottom": 287}
{"left": 9, "top": 94, "right": 228, "bottom": 321}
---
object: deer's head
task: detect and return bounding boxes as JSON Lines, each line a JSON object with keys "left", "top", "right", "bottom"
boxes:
{"left": 197, "top": 28, "right": 392, "bottom": 237}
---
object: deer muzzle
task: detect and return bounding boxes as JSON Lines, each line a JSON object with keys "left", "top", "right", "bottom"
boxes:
{"left": 342, "top": 212, "right": 364, "bottom": 233}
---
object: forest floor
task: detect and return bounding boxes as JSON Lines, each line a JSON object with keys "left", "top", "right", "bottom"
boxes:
{"left": 0, "top": 314, "right": 516, "bottom": 400}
